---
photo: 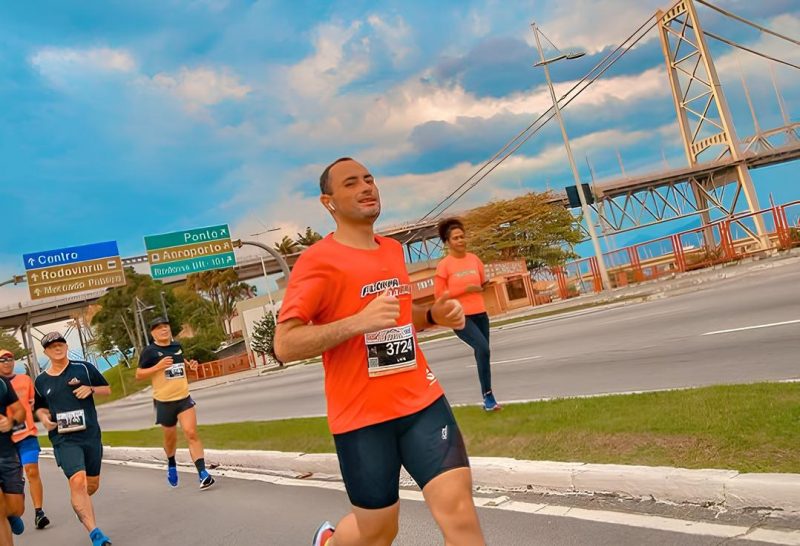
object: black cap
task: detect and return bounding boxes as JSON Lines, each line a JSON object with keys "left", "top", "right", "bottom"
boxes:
{"left": 149, "top": 316, "right": 170, "bottom": 330}
{"left": 41, "top": 331, "right": 67, "bottom": 349}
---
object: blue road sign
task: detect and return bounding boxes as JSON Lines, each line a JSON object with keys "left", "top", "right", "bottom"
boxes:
{"left": 23, "top": 241, "right": 120, "bottom": 271}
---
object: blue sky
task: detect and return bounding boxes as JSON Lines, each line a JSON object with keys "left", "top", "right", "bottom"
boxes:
{"left": 1, "top": 0, "right": 798, "bottom": 307}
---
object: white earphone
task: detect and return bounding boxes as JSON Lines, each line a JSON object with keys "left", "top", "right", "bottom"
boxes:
{"left": 328, "top": 203, "right": 336, "bottom": 212}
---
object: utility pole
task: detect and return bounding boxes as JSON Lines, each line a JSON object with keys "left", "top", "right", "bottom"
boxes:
{"left": 532, "top": 22, "right": 611, "bottom": 290}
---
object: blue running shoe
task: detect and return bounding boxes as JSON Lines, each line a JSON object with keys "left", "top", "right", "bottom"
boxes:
{"left": 89, "top": 527, "right": 112, "bottom": 545}
{"left": 199, "top": 470, "right": 215, "bottom": 490}
{"left": 167, "top": 465, "right": 178, "bottom": 488}
{"left": 483, "top": 392, "right": 501, "bottom": 412}
{"left": 8, "top": 516, "right": 23, "bottom": 535}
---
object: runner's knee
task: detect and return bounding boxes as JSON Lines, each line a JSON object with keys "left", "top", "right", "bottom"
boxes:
{"left": 24, "top": 464, "right": 40, "bottom": 481}
{"left": 183, "top": 428, "right": 199, "bottom": 442}
{"left": 354, "top": 510, "right": 399, "bottom": 544}
{"left": 68, "top": 472, "right": 88, "bottom": 492}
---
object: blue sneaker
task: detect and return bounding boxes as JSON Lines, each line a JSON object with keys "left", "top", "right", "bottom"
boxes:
{"left": 89, "top": 527, "right": 112, "bottom": 545}
{"left": 167, "top": 465, "right": 178, "bottom": 488}
{"left": 483, "top": 392, "right": 501, "bottom": 412}
{"left": 199, "top": 470, "right": 215, "bottom": 490}
{"left": 8, "top": 516, "right": 23, "bottom": 535}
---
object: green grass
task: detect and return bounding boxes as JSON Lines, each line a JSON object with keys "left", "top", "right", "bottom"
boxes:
{"left": 97, "top": 364, "right": 148, "bottom": 406}
{"left": 55, "top": 382, "right": 800, "bottom": 473}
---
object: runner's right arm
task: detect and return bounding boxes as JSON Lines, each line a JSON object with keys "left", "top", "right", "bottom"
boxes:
{"left": 275, "top": 292, "right": 400, "bottom": 363}
{"left": 135, "top": 347, "right": 173, "bottom": 380}
{"left": 33, "top": 378, "right": 56, "bottom": 431}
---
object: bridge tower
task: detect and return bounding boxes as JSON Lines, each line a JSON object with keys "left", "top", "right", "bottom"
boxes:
{"left": 657, "top": 0, "right": 768, "bottom": 246}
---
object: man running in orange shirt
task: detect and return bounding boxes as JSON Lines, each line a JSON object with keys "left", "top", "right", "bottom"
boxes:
{"left": 0, "top": 350, "right": 49, "bottom": 530}
{"left": 275, "top": 157, "right": 486, "bottom": 546}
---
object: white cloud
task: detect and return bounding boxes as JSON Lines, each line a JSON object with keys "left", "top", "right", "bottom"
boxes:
{"left": 149, "top": 67, "right": 250, "bottom": 110}
{"left": 286, "top": 21, "right": 370, "bottom": 100}
{"left": 281, "top": 65, "right": 671, "bottom": 161}
{"left": 30, "top": 47, "right": 136, "bottom": 84}
{"left": 535, "top": 0, "right": 664, "bottom": 55}
{"left": 367, "top": 14, "right": 413, "bottom": 65}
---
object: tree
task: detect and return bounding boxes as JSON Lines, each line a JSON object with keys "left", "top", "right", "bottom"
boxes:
{"left": 295, "top": 227, "right": 323, "bottom": 247}
{"left": 0, "top": 330, "right": 27, "bottom": 359}
{"left": 274, "top": 235, "right": 300, "bottom": 255}
{"left": 184, "top": 269, "right": 254, "bottom": 337}
{"left": 250, "top": 311, "right": 278, "bottom": 365}
{"left": 92, "top": 269, "right": 184, "bottom": 355}
{"left": 462, "top": 192, "right": 582, "bottom": 271}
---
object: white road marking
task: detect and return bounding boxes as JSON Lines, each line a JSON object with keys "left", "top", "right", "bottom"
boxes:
{"left": 466, "top": 356, "right": 542, "bottom": 368}
{"left": 702, "top": 319, "right": 800, "bottom": 336}
{"left": 97, "top": 459, "right": 800, "bottom": 544}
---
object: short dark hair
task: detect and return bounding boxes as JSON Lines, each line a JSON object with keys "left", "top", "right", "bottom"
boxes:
{"left": 437, "top": 218, "right": 465, "bottom": 242}
{"left": 320, "top": 157, "right": 354, "bottom": 195}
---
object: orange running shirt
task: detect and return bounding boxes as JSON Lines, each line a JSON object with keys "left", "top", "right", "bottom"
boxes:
{"left": 9, "top": 374, "right": 37, "bottom": 442}
{"left": 434, "top": 253, "right": 487, "bottom": 316}
{"left": 279, "top": 234, "right": 444, "bottom": 435}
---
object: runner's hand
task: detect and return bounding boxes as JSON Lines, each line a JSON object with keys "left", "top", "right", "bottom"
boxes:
{"left": 39, "top": 411, "right": 57, "bottom": 432}
{"left": 156, "top": 356, "right": 174, "bottom": 370}
{"left": 187, "top": 359, "right": 199, "bottom": 371}
{"left": 0, "top": 415, "right": 11, "bottom": 433}
{"left": 356, "top": 290, "right": 401, "bottom": 333}
{"left": 430, "top": 291, "right": 465, "bottom": 330}
{"left": 73, "top": 385, "right": 94, "bottom": 399}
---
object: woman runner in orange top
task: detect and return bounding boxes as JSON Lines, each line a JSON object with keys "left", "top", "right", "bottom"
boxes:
{"left": 435, "top": 218, "right": 501, "bottom": 411}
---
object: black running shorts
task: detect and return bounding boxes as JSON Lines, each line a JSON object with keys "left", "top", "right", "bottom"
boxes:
{"left": 333, "top": 395, "right": 470, "bottom": 510}
{"left": 154, "top": 396, "right": 196, "bottom": 427}
{"left": 0, "top": 455, "right": 24, "bottom": 494}
{"left": 53, "top": 440, "right": 103, "bottom": 479}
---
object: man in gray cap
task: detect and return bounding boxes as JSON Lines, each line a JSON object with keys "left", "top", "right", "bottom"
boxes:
{"left": 33, "top": 332, "right": 112, "bottom": 546}
{"left": 136, "top": 317, "right": 214, "bottom": 490}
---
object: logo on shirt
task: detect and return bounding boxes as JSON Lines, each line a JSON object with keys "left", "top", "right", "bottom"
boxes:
{"left": 67, "top": 378, "right": 81, "bottom": 386}
{"left": 441, "top": 425, "right": 448, "bottom": 440}
{"left": 360, "top": 278, "right": 400, "bottom": 298}
{"left": 426, "top": 368, "right": 438, "bottom": 387}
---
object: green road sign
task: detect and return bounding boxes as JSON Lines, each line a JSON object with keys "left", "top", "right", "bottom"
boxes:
{"left": 144, "top": 224, "right": 236, "bottom": 279}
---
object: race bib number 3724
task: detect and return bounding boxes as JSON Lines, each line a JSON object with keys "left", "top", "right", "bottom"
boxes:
{"left": 364, "top": 324, "right": 417, "bottom": 378}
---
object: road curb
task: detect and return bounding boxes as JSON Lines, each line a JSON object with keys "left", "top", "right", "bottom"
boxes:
{"left": 58, "top": 446, "right": 800, "bottom": 513}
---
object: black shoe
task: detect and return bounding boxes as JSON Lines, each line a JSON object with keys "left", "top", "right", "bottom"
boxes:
{"left": 35, "top": 511, "right": 50, "bottom": 530}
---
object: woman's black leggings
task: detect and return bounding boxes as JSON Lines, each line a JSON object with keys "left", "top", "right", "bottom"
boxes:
{"left": 454, "top": 312, "right": 492, "bottom": 396}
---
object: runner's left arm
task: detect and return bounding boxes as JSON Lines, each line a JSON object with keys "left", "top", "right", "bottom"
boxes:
{"left": 413, "top": 291, "right": 465, "bottom": 331}
{"left": 0, "top": 380, "right": 23, "bottom": 432}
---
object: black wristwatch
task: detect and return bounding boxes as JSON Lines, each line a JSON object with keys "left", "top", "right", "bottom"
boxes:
{"left": 426, "top": 308, "right": 437, "bottom": 326}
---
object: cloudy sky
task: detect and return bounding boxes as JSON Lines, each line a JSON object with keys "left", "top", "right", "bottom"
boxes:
{"left": 1, "top": 0, "right": 798, "bottom": 307}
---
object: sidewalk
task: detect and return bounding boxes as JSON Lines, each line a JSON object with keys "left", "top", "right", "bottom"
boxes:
{"left": 75, "top": 446, "right": 800, "bottom": 514}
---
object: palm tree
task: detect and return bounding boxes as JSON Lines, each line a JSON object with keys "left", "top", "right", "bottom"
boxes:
{"left": 296, "top": 227, "right": 323, "bottom": 247}
{"left": 274, "top": 236, "right": 300, "bottom": 255}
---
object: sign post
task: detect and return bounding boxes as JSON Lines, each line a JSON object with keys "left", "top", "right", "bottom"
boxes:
{"left": 144, "top": 224, "right": 236, "bottom": 280}
{"left": 23, "top": 241, "right": 125, "bottom": 300}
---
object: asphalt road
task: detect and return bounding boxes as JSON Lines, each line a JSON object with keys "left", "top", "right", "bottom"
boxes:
{"left": 98, "top": 262, "right": 800, "bottom": 430}
{"left": 16, "top": 461, "right": 791, "bottom": 545}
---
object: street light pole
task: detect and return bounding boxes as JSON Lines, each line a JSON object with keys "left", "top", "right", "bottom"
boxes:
{"left": 532, "top": 23, "right": 611, "bottom": 291}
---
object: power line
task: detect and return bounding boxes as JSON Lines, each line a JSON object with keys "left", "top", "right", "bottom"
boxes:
{"left": 697, "top": 26, "right": 800, "bottom": 71}
{"left": 696, "top": 0, "right": 800, "bottom": 47}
